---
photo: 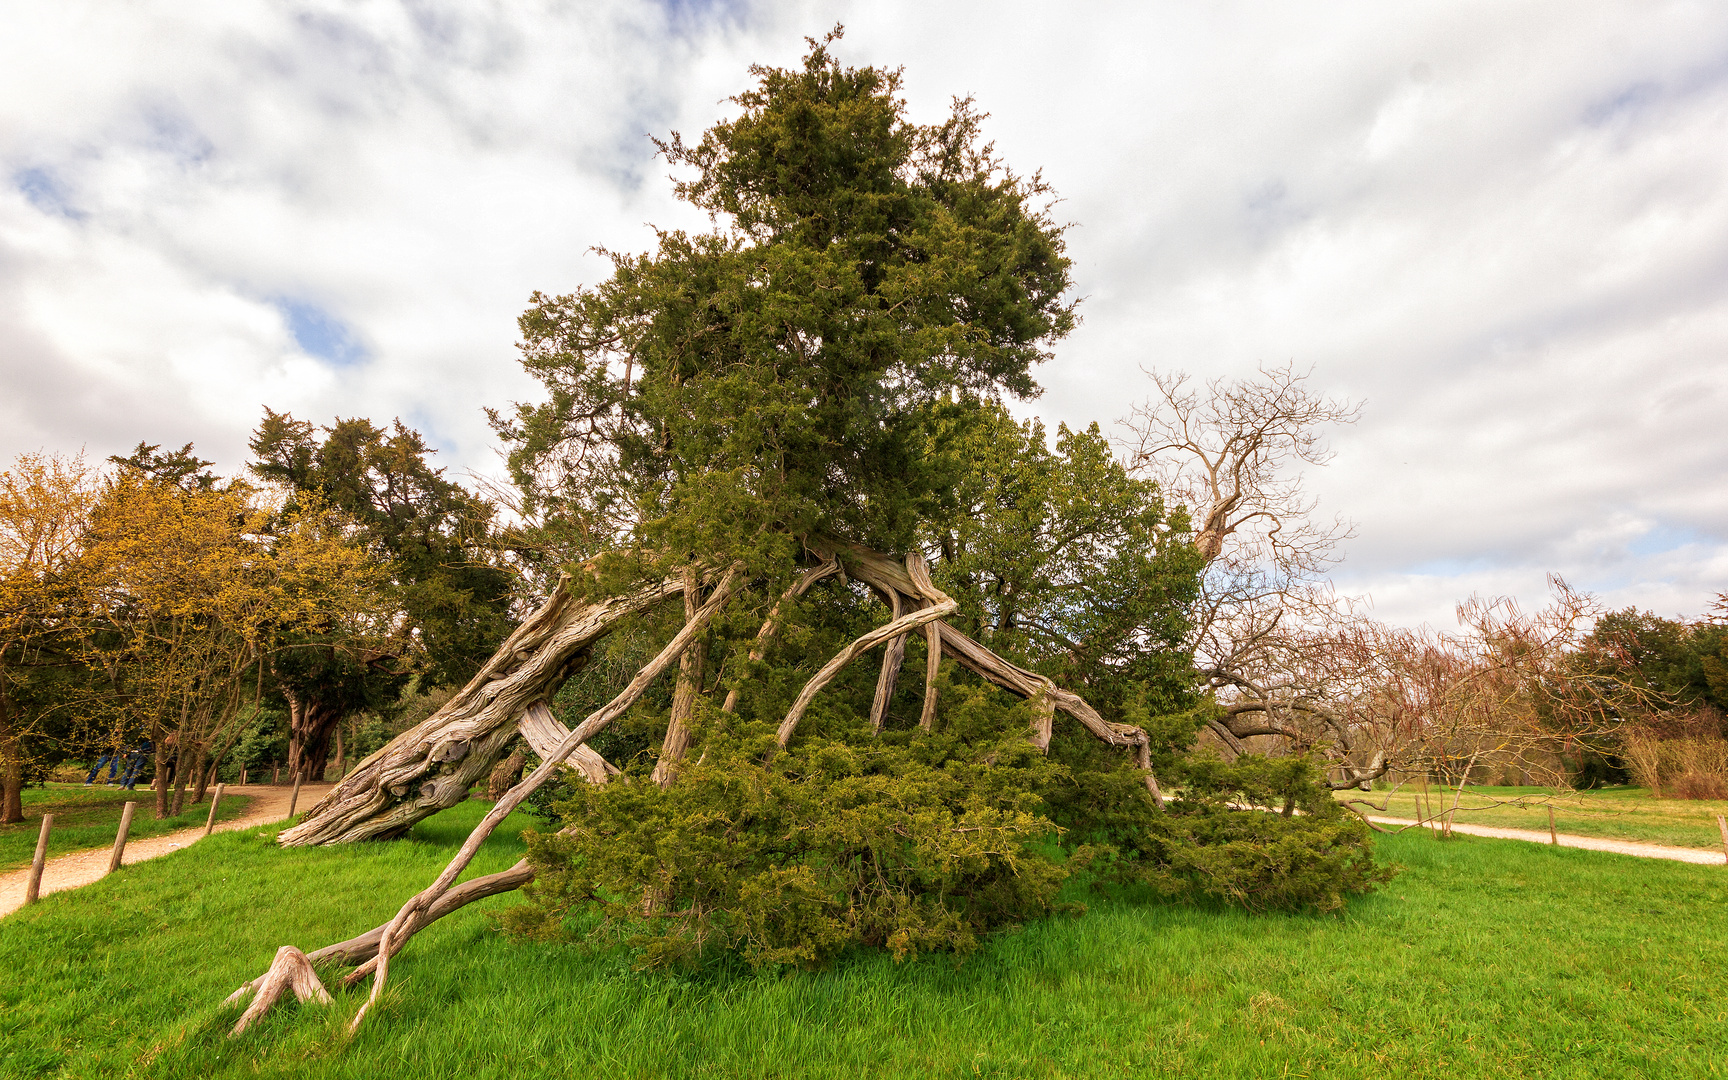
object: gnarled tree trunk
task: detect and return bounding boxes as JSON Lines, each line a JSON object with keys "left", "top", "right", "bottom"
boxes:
{"left": 278, "top": 575, "right": 682, "bottom": 846}
{"left": 285, "top": 688, "right": 343, "bottom": 783}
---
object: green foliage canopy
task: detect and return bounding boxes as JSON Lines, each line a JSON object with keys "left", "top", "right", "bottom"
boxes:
{"left": 494, "top": 36, "right": 1075, "bottom": 574}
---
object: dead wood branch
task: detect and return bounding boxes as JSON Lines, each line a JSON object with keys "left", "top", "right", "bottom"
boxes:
{"left": 304, "top": 859, "right": 538, "bottom": 970}
{"left": 653, "top": 568, "right": 706, "bottom": 787}
{"left": 776, "top": 553, "right": 956, "bottom": 747}
{"left": 280, "top": 573, "right": 683, "bottom": 846}
{"left": 869, "top": 588, "right": 909, "bottom": 733}
{"left": 518, "top": 702, "right": 619, "bottom": 784}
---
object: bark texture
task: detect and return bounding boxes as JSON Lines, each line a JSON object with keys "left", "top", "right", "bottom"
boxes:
{"left": 0, "top": 700, "right": 23, "bottom": 824}
{"left": 651, "top": 571, "right": 706, "bottom": 788}
{"left": 486, "top": 749, "right": 526, "bottom": 800}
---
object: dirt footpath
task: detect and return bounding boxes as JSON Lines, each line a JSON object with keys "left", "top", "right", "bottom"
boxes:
{"left": 0, "top": 783, "right": 334, "bottom": 918}
{"left": 1365, "top": 814, "right": 1728, "bottom": 865}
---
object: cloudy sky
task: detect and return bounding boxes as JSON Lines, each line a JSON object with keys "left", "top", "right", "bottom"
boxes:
{"left": 3, "top": 1, "right": 1726, "bottom": 629}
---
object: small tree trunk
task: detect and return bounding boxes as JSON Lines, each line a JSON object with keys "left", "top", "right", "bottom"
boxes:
{"left": 192, "top": 747, "right": 214, "bottom": 805}
{"left": 334, "top": 724, "right": 346, "bottom": 780}
{"left": 653, "top": 571, "right": 706, "bottom": 788}
{"left": 487, "top": 750, "right": 526, "bottom": 800}
{"left": 170, "top": 743, "right": 194, "bottom": 816}
{"left": 153, "top": 726, "right": 171, "bottom": 819}
{"left": 285, "top": 691, "right": 341, "bottom": 786}
{"left": 0, "top": 725, "right": 23, "bottom": 825}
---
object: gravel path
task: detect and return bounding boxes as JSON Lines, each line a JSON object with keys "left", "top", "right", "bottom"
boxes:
{"left": 1364, "top": 814, "right": 1728, "bottom": 865}
{"left": 0, "top": 783, "right": 335, "bottom": 918}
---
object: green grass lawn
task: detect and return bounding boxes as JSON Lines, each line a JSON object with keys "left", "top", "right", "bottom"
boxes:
{"left": 1337, "top": 783, "right": 1728, "bottom": 850}
{"left": 3, "top": 801, "right": 1725, "bottom": 1080}
{"left": 0, "top": 784, "right": 255, "bottom": 874}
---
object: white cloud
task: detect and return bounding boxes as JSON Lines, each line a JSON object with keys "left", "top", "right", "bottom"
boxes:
{"left": 2, "top": 0, "right": 1726, "bottom": 627}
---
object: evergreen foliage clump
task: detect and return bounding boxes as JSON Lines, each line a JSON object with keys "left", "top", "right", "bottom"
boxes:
{"left": 1140, "top": 753, "right": 1399, "bottom": 914}
{"left": 506, "top": 691, "right": 1074, "bottom": 968}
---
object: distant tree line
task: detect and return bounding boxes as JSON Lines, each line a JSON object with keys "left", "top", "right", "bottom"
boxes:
{"left": 0, "top": 418, "right": 517, "bottom": 824}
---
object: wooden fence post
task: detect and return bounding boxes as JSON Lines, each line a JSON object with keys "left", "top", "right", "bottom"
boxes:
{"left": 25, "top": 814, "right": 53, "bottom": 905}
{"left": 108, "top": 802, "right": 137, "bottom": 874}
{"left": 240, "top": 767, "right": 247, "bottom": 786}
{"left": 272, "top": 764, "right": 281, "bottom": 785}
{"left": 204, "top": 783, "right": 226, "bottom": 837}
{"left": 1548, "top": 805, "right": 1558, "bottom": 846}
{"left": 286, "top": 772, "right": 303, "bottom": 820}
{"left": 1716, "top": 814, "right": 1728, "bottom": 865}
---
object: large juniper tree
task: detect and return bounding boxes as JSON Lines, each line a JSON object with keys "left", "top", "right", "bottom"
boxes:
{"left": 230, "top": 37, "right": 1388, "bottom": 1030}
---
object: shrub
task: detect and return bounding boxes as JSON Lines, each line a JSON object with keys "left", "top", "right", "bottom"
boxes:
{"left": 1622, "top": 725, "right": 1728, "bottom": 799}
{"left": 504, "top": 702, "right": 1073, "bottom": 969}
{"left": 504, "top": 697, "right": 1396, "bottom": 968}
{"left": 1137, "top": 753, "right": 1398, "bottom": 914}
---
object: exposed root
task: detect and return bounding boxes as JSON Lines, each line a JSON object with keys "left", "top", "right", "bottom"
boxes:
{"left": 224, "top": 946, "right": 331, "bottom": 1036}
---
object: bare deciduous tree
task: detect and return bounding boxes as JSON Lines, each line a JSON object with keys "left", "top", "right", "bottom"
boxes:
{"left": 1121, "top": 364, "right": 1380, "bottom": 785}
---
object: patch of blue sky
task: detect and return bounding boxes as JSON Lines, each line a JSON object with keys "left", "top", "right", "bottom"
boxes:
{"left": 1583, "top": 46, "right": 1728, "bottom": 128}
{"left": 405, "top": 408, "right": 456, "bottom": 461}
{"left": 1583, "top": 80, "right": 1662, "bottom": 126}
{"left": 1243, "top": 178, "right": 1309, "bottom": 245}
{"left": 655, "top": 0, "right": 747, "bottom": 28}
{"left": 136, "top": 101, "right": 216, "bottom": 167}
{"left": 1627, "top": 523, "right": 1713, "bottom": 557}
{"left": 277, "top": 299, "right": 368, "bottom": 367}
{"left": 13, "top": 167, "right": 84, "bottom": 219}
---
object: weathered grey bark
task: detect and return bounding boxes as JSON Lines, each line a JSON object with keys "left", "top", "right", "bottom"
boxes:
{"left": 223, "top": 946, "right": 331, "bottom": 1036}
{"left": 278, "top": 575, "right": 683, "bottom": 846}
{"left": 652, "top": 571, "right": 705, "bottom": 788}
{"left": 305, "top": 859, "right": 539, "bottom": 968}
{"left": 517, "top": 702, "right": 619, "bottom": 784}
{"left": 869, "top": 589, "right": 907, "bottom": 733}
{"left": 919, "top": 621, "right": 941, "bottom": 731}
